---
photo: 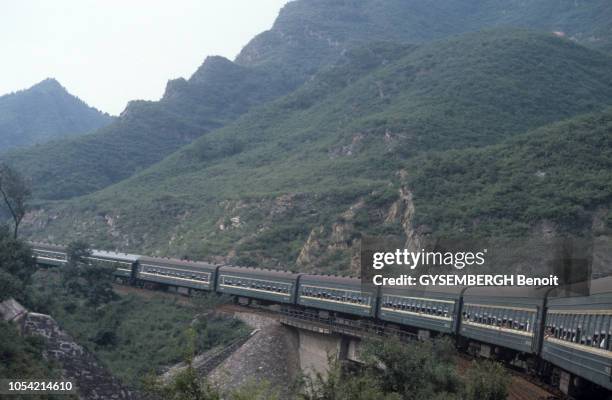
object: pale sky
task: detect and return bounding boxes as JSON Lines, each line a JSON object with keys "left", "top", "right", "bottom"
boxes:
{"left": 1, "top": 0, "right": 289, "bottom": 115}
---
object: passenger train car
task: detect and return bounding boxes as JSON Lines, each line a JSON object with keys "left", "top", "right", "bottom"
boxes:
{"left": 28, "top": 241, "right": 611, "bottom": 396}
{"left": 542, "top": 277, "right": 612, "bottom": 393}
{"left": 31, "top": 242, "right": 68, "bottom": 267}
{"left": 216, "top": 266, "right": 299, "bottom": 304}
{"left": 298, "top": 274, "right": 376, "bottom": 318}
{"left": 137, "top": 255, "right": 218, "bottom": 292}
{"left": 460, "top": 286, "right": 550, "bottom": 362}
{"left": 378, "top": 285, "right": 464, "bottom": 336}
{"left": 87, "top": 250, "right": 139, "bottom": 283}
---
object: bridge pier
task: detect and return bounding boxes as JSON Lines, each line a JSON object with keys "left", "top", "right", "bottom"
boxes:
{"left": 292, "top": 327, "right": 362, "bottom": 380}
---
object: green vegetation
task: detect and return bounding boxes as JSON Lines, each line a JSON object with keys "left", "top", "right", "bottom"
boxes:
{"left": 144, "top": 329, "right": 279, "bottom": 400}
{"left": 25, "top": 30, "right": 612, "bottom": 272}
{"left": 7, "top": 0, "right": 612, "bottom": 202}
{"left": 0, "top": 78, "right": 112, "bottom": 153}
{"left": 0, "top": 162, "right": 32, "bottom": 239}
{"left": 0, "top": 230, "right": 71, "bottom": 398}
{"left": 0, "top": 234, "right": 249, "bottom": 393}
{"left": 0, "top": 322, "right": 75, "bottom": 400}
{"left": 61, "top": 241, "right": 117, "bottom": 306}
{"left": 464, "top": 360, "right": 510, "bottom": 400}
{"left": 146, "top": 335, "right": 508, "bottom": 400}
{"left": 408, "top": 108, "right": 612, "bottom": 236}
{"left": 238, "top": 0, "right": 612, "bottom": 80}
{"left": 299, "top": 337, "right": 509, "bottom": 400}
{"left": 2, "top": 58, "right": 295, "bottom": 201}
{"left": 29, "top": 269, "right": 249, "bottom": 388}
{"left": 0, "top": 226, "right": 37, "bottom": 302}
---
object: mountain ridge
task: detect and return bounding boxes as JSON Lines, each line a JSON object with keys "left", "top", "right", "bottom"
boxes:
{"left": 7, "top": 0, "right": 611, "bottom": 200}
{"left": 22, "top": 30, "right": 612, "bottom": 273}
{"left": 0, "top": 78, "right": 112, "bottom": 152}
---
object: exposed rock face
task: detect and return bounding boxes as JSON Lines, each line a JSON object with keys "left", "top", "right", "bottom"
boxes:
{"left": 0, "top": 299, "right": 140, "bottom": 400}
{"left": 209, "top": 310, "right": 299, "bottom": 399}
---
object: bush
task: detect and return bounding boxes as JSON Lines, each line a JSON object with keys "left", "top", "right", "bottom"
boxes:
{"left": 464, "top": 360, "right": 510, "bottom": 400}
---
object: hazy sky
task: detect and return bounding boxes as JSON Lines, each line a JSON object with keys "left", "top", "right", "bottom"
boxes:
{"left": 1, "top": 0, "right": 289, "bottom": 115}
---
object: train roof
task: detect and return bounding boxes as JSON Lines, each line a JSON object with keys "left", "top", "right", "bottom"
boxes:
{"left": 382, "top": 284, "right": 466, "bottom": 297}
{"left": 463, "top": 285, "right": 552, "bottom": 299}
{"left": 91, "top": 249, "right": 139, "bottom": 262}
{"left": 547, "top": 275, "right": 612, "bottom": 299}
{"left": 300, "top": 274, "right": 362, "bottom": 286}
{"left": 218, "top": 265, "right": 300, "bottom": 279}
{"left": 29, "top": 242, "right": 67, "bottom": 252}
{"left": 589, "top": 276, "right": 612, "bottom": 294}
{"left": 139, "top": 255, "right": 217, "bottom": 270}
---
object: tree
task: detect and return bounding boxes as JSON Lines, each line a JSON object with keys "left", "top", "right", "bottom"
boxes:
{"left": 464, "top": 360, "right": 510, "bottom": 400}
{"left": 61, "top": 241, "right": 117, "bottom": 306}
{"left": 358, "top": 337, "right": 462, "bottom": 399}
{"left": 0, "top": 163, "right": 31, "bottom": 239}
{"left": 0, "top": 226, "right": 37, "bottom": 302}
{"left": 143, "top": 328, "right": 221, "bottom": 400}
{"left": 66, "top": 240, "right": 93, "bottom": 266}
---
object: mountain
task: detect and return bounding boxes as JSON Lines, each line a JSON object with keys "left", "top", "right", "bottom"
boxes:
{"left": 2, "top": 58, "right": 294, "bottom": 200}
{"left": 23, "top": 31, "right": 612, "bottom": 273}
{"left": 236, "top": 0, "right": 612, "bottom": 79}
{"left": 6, "top": 0, "right": 612, "bottom": 201}
{"left": 407, "top": 108, "right": 612, "bottom": 238}
{"left": 0, "top": 78, "right": 112, "bottom": 152}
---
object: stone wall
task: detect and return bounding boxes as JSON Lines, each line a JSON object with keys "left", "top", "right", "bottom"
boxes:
{"left": 1, "top": 299, "right": 141, "bottom": 400}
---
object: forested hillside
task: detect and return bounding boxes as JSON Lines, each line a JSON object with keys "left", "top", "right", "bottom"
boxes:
{"left": 408, "top": 108, "right": 612, "bottom": 237}
{"left": 2, "top": 59, "right": 294, "bottom": 200}
{"left": 0, "top": 78, "right": 112, "bottom": 152}
{"left": 6, "top": 0, "right": 611, "bottom": 201}
{"left": 23, "top": 31, "right": 612, "bottom": 273}
{"left": 237, "top": 0, "right": 612, "bottom": 78}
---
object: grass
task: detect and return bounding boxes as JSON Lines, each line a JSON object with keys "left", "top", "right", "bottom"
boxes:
{"left": 29, "top": 270, "right": 250, "bottom": 388}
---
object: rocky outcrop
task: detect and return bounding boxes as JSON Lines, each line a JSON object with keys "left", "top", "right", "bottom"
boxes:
{"left": 0, "top": 299, "right": 140, "bottom": 400}
{"left": 208, "top": 310, "right": 299, "bottom": 399}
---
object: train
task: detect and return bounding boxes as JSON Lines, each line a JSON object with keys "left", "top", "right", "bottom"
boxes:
{"left": 30, "top": 242, "right": 611, "bottom": 398}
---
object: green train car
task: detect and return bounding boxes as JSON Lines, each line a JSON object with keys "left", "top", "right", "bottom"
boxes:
{"left": 297, "top": 274, "right": 377, "bottom": 318}
{"left": 137, "top": 256, "right": 218, "bottom": 291}
{"left": 87, "top": 250, "right": 139, "bottom": 282}
{"left": 378, "top": 285, "right": 464, "bottom": 335}
{"left": 542, "top": 276, "right": 612, "bottom": 393}
{"left": 216, "top": 266, "right": 299, "bottom": 304}
{"left": 460, "top": 286, "right": 550, "bottom": 358}
{"left": 31, "top": 242, "right": 68, "bottom": 267}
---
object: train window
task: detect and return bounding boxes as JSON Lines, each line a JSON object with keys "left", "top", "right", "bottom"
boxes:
{"left": 586, "top": 315, "right": 594, "bottom": 346}
{"left": 513, "top": 315, "right": 519, "bottom": 330}
{"left": 601, "top": 315, "right": 611, "bottom": 349}
{"left": 592, "top": 315, "right": 601, "bottom": 347}
{"left": 560, "top": 315, "right": 566, "bottom": 339}
{"left": 576, "top": 318, "right": 583, "bottom": 344}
